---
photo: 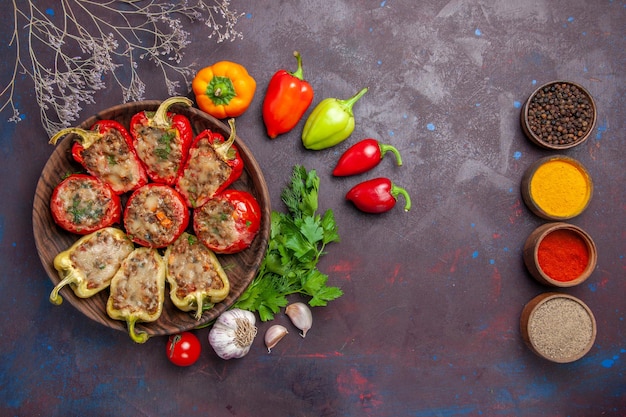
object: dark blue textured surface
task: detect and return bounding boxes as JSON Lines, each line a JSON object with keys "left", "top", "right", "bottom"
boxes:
{"left": 1, "top": 1, "right": 624, "bottom": 416}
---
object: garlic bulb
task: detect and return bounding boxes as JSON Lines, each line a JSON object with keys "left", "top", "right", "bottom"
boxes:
{"left": 285, "top": 302, "right": 312, "bottom": 338}
{"left": 208, "top": 308, "right": 257, "bottom": 360}
{"left": 264, "top": 324, "right": 288, "bottom": 353}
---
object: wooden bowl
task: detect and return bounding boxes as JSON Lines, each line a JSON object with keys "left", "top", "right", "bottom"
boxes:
{"left": 520, "top": 155, "right": 593, "bottom": 220}
{"left": 523, "top": 222, "right": 597, "bottom": 287}
{"left": 520, "top": 80, "right": 597, "bottom": 150}
{"left": 520, "top": 292, "right": 597, "bottom": 363}
{"left": 32, "top": 101, "right": 271, "bottom": 339}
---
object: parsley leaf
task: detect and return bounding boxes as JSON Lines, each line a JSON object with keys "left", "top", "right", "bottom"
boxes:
{"left": 233, "top": 165, "right": 342, "bottom": 321}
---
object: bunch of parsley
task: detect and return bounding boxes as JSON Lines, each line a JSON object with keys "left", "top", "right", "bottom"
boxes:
{"left": 233, "top": 165, "right": 343, "bottom": 321}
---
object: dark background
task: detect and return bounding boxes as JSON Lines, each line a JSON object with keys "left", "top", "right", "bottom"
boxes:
{"left": 1, "top": 1, "right": 624, "bottom": 416}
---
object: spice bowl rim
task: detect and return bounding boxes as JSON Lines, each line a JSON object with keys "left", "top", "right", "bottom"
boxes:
{"left": 520, "top": 80, "right": 597, "bottom": 150}
{"left": 520, "top": 292, "right": 597, "bottom": 363}
{"left": 523, "top": 222, "right": 597, "bottom": 287}
{"left": 520, "top": 155, "right": 594, "bottom": 221}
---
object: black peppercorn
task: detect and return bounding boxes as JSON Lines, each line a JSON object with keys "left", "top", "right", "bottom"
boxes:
{"left": 523, "top": 82, "right": 595, "bottom": 148}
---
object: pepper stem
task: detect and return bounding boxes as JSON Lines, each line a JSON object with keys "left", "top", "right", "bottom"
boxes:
{"left": 49, "top": 271, "right": 81, "bottom": 305}
{"left": 194, "top": 292, "right": 204, "bottom": 320}
{"left": 214, "top": 118, "right": 237, "bottom": 160}
{"left": 290, "top": 51, "right": 305, "bottom": 80}
{"left": 390, "top": 183, "right": 412, "bottom": 212}
{"left": 152, "top": 96, "right": 192, "bottom": 127}
{"left": 340, "top": 87, "right": 368, "bottom": 115}
{"left": 127, "top": 316, "right": 149, "bottom": 344}
{"left": 49, "top": 127, "right": 100, "bottom": 147}
{"left": 379, "top": 143, "right": 403, "bottom": 166}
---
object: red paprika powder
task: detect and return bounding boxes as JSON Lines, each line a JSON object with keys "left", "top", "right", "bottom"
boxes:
{"left": 537, "top": 229, "right": 589, "bottom": 282}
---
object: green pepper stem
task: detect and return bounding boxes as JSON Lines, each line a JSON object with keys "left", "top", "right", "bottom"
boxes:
{"left": 214, "top": 118, "right": 237, "bottom": 160}
{"left": 49, "top": 127, "right": 100, "bottom": 147}
{"left": 49, "top": 270, "right": 82, "bottom": 305}
{"left": 152, "top": 96, "right": 192, "bottom": 127}
{"left": 379, "top": 143, "right": 403, "bottom": 166}
{"left": 340, "top": 87, "right": 368, "bottom": 115}
{"left": 194, "top": 292, "right": 204, "bottom": 320}
{"left": 127, "top": 316, "right": 149, "bottom": 344}
{"left": 291, "top": 51, "right": 305, "bottom": 80}
{"left": 390, "top": 183, "right": 412, "bottom": 212}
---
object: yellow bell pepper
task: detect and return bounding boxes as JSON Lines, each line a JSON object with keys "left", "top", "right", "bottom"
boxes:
{"left": 192, "top": 61, "right": 256, "bottom": 119}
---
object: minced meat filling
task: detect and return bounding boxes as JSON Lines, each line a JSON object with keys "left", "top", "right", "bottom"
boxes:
{"left": 167, "top": 236, "right": 225, "bottom": 299}
{"left": 133, "top": 125, "right": 183, "bottom": 180}
{"left": 111, "top": 250, "right": 162, "bottom": 315}
{"left": 125, "top": 186, "right": 184, "bottom": 247}
{"left": 194, "top": 199, "right": 237, "bottom": 250}
{"left": 81, "top": 129, "right": 141, "bottom": 193}
{"left": 176, "top": 139, "right": 231, "bottom": 207}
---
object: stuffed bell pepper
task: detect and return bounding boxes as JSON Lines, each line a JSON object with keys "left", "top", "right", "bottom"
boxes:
{"left": 175, "top": 119, "right": 243, "bottom": 208}
{"left": 49, "top": 227, "right": 135, "bottom": 305}
{"left": 164, "top": 232, "right": 230, "bottom": 320}
{"left": 49, "top": 120, "right": 148, "bottom": 194}
{"left": 106, "top": 247, "right": 166, "bottom": 343}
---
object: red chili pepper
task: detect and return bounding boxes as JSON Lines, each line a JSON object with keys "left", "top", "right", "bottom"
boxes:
{"left": 49, "top": 120, "right": 149, "bottom": 194}
{"left": 130, "top": 97, "right": 194, "bottom": 186}
{"left": 262, "top": 51, "right": 314, "bottom": 139}
{"left": 176, "top": 119, "right": 244, "bottom": 208}
{"left": 193, "top": 189, "right": 262, "bottom": 254}
{"left": 333, "top": 138, "right": 403, "bottom": 176}
{"left": 346, "top": 177, "right": 411, "bottom": 214}
{"left": 50, "top": 174, "right": 121, "bottom": 235}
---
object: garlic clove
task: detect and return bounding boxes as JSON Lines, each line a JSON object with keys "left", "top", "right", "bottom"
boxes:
{"left": 285, "top": 302, "right": 312, "bottom": 338}
{"left": 264, "top": 324, "right": 288, "bottom": 353}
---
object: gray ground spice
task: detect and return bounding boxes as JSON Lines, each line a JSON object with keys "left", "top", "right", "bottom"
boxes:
{"left": 528, "top": 297, "right": 594, "bottom": 361}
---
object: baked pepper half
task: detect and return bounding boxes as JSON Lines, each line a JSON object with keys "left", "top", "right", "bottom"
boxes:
{"left": 130, "top": 96, "right": 194, "bottom": 185}
{"left": 50, "top": 173, "right": 122, "bottom": 235}
{"left": 49, "top": 227, "right": 135, "bottom": 305}
{"left": 49, "top": 120, "right": 149, "bottom": 194}
{"left": 175, "top": 119, "right": 244, "bottom": 208}
{"left": 193, "top": 189, "right": 262, "bottom": 254}
{"left": 262, "top": 51, "right": 314, "bottom": 139}
{"left": 164, "top": 232, "right": 230, "bottom": 320}
{"left": 192, "top": 61, "right": 256, "bottom": 119}
{"left": 106, "top": 247, "right": 166, "bottom": 344}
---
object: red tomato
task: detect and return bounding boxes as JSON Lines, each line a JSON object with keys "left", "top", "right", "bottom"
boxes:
{"left": 50, "top": 174, "right": 121, "bottom": 234}
{"left": 166, "top": 332, "right": 201, "bottom": 366}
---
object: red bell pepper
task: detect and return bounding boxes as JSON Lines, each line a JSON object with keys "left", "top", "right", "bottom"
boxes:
{"left": 346, "top": 177, "right": 411, "bottom": 214}
{"left": 193, "top": 189, "right": 262, "bottom": 254}
{"left": 262, "top": 51, "right": 314, "bottom": 139}
{"left": 175, "top": 119, "right": 244, "bottom": 208}
{"left": 123, "top": 183, "right": 190, "bottom": 248}
{"left": 49, "top": 120, "right": 149, "bottom": 194}
{"left": 50, "top": 174, "right": 121, "bottom": 235}
{"left": 333, "top": 138, "right": 403, "bottom": 176}
{"left": 130, "top": 97, "right": 194, "bottom": 186}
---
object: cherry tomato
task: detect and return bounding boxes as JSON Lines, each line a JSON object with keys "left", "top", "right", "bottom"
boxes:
{"left": 166, "top": 332, "right": 201, "bottom": 366}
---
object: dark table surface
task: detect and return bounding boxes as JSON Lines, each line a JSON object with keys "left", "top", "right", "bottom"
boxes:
{"left": 1, "top": 1, "right": 624, "bottom": 416}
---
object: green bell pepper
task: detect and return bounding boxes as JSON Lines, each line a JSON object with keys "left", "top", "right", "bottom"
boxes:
{"left": 301, "top": 87, "right": 368, "bottom": 150}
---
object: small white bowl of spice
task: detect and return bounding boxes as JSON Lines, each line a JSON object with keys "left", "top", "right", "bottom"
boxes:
{"left": 520, "top": 292, "right": 597, "bottom": 363}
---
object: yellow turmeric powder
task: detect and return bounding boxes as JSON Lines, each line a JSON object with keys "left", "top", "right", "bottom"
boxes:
{"left": 529, "top": 158, "right": 592, "bottom": 218}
